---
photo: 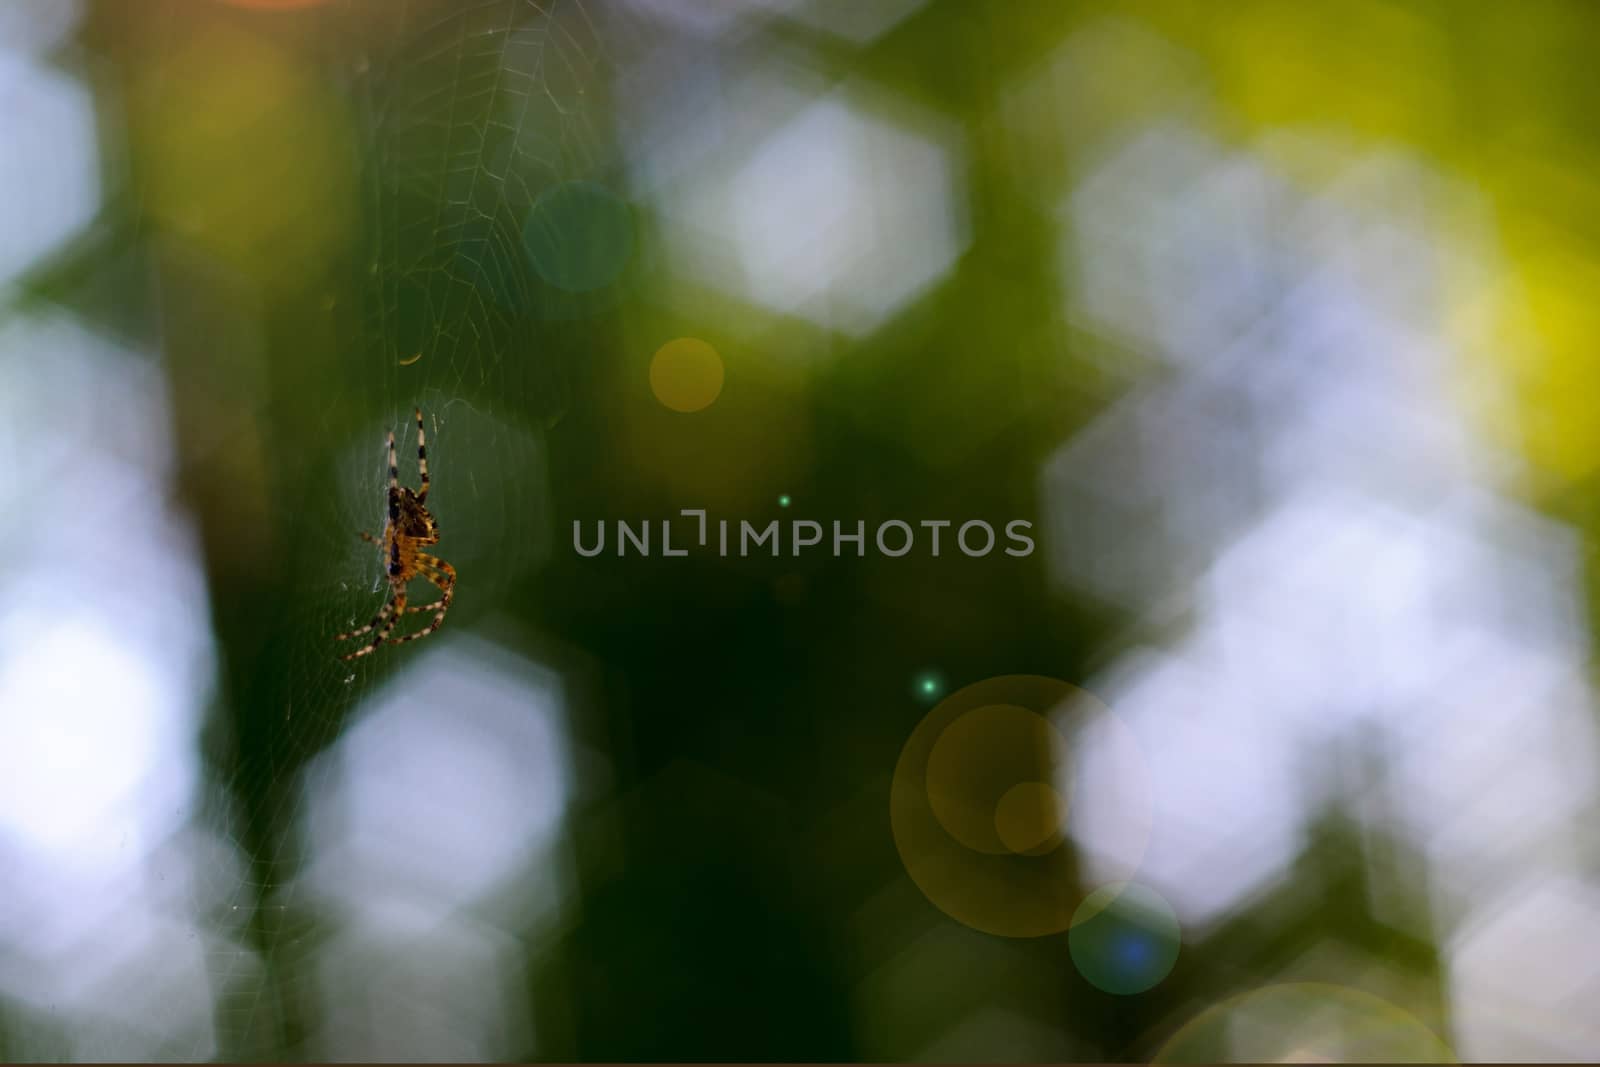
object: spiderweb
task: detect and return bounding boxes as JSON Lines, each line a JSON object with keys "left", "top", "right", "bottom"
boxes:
{"left": 174, "top": 0, "right": 624, "bottom": 1057}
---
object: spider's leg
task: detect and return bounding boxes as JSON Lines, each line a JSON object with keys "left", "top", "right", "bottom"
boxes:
{"left": 335, "top": 597, "right": 394, "bottom": 641}
{"left": 385, "top": 426, "right": 401, "bottom": 525}
{"left": 413, "top": 407, "right": 429, "bottom": 502}
{"left": 419, "top": 556, "right": 456, "bottom": 601}
{"left": 387, "top": 428, "right": 399, "bottom": 490}
{"left": 417, "top": 555, "right": 455, "bottom": 583}
{"left": 341, "top": 589, "right": 405, "bottom": 661}
{"left": 358, "top": 531, "right": 381, "bottom": 546}
{"left": 389, "top": 557, "right": 454, "bottom": 644}
{"left": 401, "top": 560, "right": 454, "bottom": 613}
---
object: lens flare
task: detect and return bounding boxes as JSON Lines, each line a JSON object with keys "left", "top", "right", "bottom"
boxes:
{"left": 649, "top": 337, "right": 725, "bottom": 413}
{"left": 890, "top": 675, "right": 1151, "bottom": 938}
{"left": 1068, "top": 881, "right": 1180, "bottom": 994}
{"left": 1152, "top": 983, "right": 1455, "bottom": 1063}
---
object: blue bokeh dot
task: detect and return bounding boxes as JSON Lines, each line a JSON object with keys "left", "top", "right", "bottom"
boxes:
{"left": 1069, "top": 882, "right": 1180, "bottom": 995}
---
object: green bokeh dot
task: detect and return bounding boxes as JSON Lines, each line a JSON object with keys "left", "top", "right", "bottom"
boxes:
{"left": 912, "top": 672, "right": 944, "bottom": 702}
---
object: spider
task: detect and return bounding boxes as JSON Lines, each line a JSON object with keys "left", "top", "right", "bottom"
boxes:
{"left": 336, "top": 407, "right": 456, "bottom": 661}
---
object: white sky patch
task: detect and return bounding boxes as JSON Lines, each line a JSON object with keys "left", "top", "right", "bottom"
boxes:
{"left": 0, "top": 311, "right": 227, "bottom": 1059}
{"left": 1447, "top": 876, "right": 1600, "bottom": 1060}
{"left": 0, "top": 43, "right": 223, "bottom": 1052}
{"left": 0, "top": 40, "right": 99, "bottom": 292}
{"left": 0, "top": 616, "right": 183, "bottom": 852}
{"left": 779, "top": 0, "right": 928, "bottom": 45}
{"left": 1065, "top": 121, "right": 1276, "bottom": 371}
{"left": 294, "top": 633, "right": 574, "bottom": 1059}
{"left": 312, "top": 899, "right": 534, "bottom": 1061}
{"left": 614, "top": 39, "right": 731, "bottom": 199}
{"left": 1046, "top": 77, "right": 1600, "bottom": 1057}
{"left": 650, "top": 80, "right": 967, "bottom": 341}
{"left": 299, "top": 636, "right": 570, "bottom": 912}
{"left": 0, "top": 0, "right": 82, "bottom": 57}
{"left": 620, "top": 0, "right": 800, "bottom": 42}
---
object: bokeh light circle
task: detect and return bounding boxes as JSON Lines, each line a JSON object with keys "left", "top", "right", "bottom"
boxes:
{"left": 649, "top": 337, "right": 724, "bottom": 413}
{"left": 1068, "top": 881, "right": 1180, "bottom": 994}
{"left": 995, "top": 781, "right": 1067, "bottom": 854}
{"left": 911, "top": 671, "right": 944, "bottom": 703}
{"left": 522, "top": 180, "right": 634, "bottom": 293}
{"left": 924, "top": 703, "right": 1068, "bottom": 857}
{"left": 889, "top": 675, "right": 1151, "bottom": 938}
{"left": 1152, "top": 982, "right": 1456, "bottom": 1063}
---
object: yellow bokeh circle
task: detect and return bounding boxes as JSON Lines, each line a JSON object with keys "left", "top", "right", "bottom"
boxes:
{"left": 890, "top": 675, "right": 1151, "bottom": 939}
{"left": 995, "top": 781, "right": 1067, "bottom": 855}
{"left": 925, "top": 703, "right": 1069, "bottom": 856}
{"left": 650, "top": 337, "right": 724, "bottom": 413}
